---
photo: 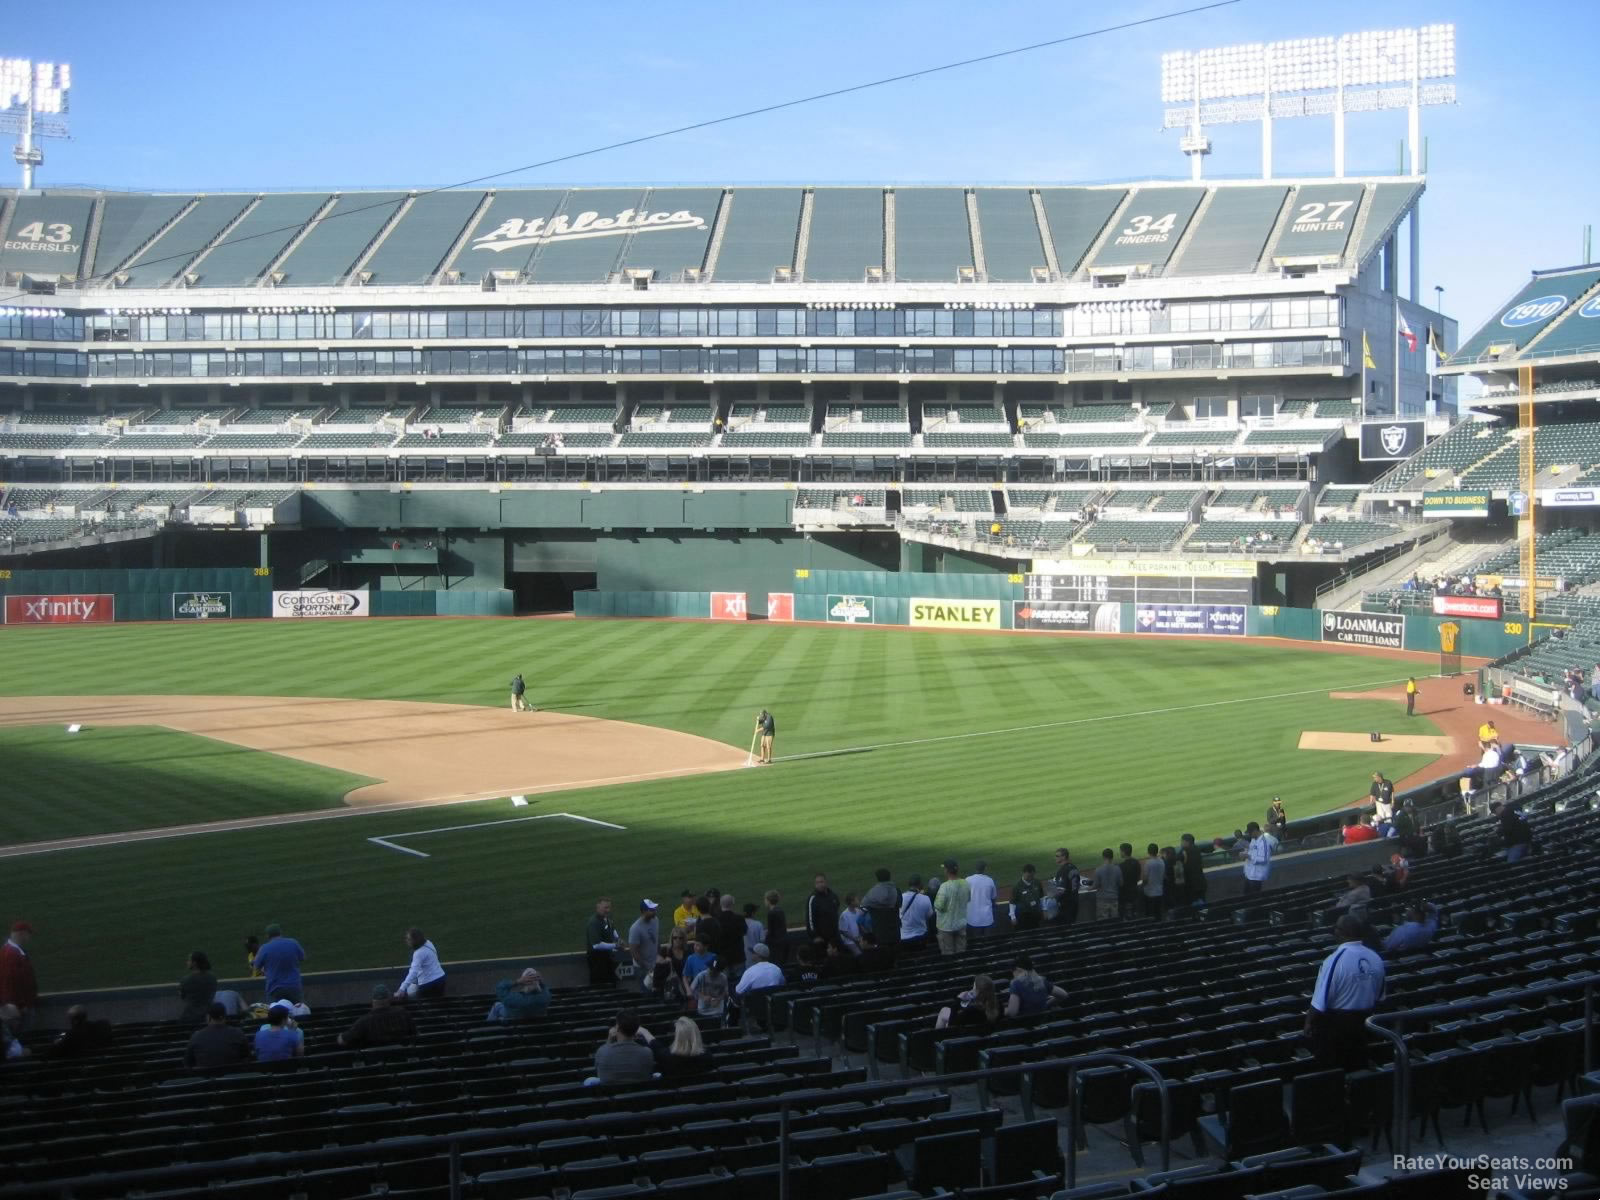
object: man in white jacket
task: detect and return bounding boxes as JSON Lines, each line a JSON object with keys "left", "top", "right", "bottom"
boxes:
{"left": 397, "top": 927, "right": 446, "bottom": 1000}
{"left": 965, "top": 861, "right": 996, "bottom": 939}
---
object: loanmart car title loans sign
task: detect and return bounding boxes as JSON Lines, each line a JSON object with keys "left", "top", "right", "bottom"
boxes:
{"left": 272, "top": 589, "right": 370, "bottom": 618}
{"left": 1322, "top": 609, "right": 1404, "bottom": 649}
{"left": 909, "top": 598, "right": 1001, "bottom": 630}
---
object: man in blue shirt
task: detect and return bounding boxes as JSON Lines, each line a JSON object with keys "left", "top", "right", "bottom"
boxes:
{"left": 1305, "top": 914, "right": 1385, "bottom": 1070}
{"left": 252, "top": 924, "right": 306, "bottom": 1004}
{"left": 1382, "top": 901, "right": 1440, "bottom": 957}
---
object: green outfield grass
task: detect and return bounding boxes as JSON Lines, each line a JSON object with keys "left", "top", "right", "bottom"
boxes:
{"left": 0, "top": 620, "right": 1440, "bottom": 991}
{"left": 0, "top": 725, "right": 369, "bottom": 844}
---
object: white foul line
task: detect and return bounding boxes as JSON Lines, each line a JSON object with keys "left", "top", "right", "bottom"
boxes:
{"left": 367, "top": 810, "right": 628, "bottom": 859}
{"left": 773, "top": 674, "right": 1418, "bottom": 764}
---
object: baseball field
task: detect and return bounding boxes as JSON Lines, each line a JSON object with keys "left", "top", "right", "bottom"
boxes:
{"left": 0, "top": 618, "right": 1448, "bottom": 992}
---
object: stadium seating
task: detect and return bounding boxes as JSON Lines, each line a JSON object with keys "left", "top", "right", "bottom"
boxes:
{"left": 618, "top": 432, "right": 715, "bottom": 448}
{"left": 1186, "top": 521, "right": 1302, "bottom": 552}
{"left": 396, "top": 433, "right": 494, "bottom": 448}
{"left": 206, "top": 433, "right": 305, "bottom": 449}
{"left": 300, "top": 432, "right": 401, "bottom": 449}
{"left": 416, "top": 406, "right": 481, "bottom": 424}
{"left": 796, "top": 488, "right": 887, "bottom": 510}
{"left": 1370, "top": 421, "right": 1511, "bottom": 492}
{"left": 229, "top": 408, "right": 311, "bottom": 425}
{"left": 1463, "top": 422, "right": 1600, "bottom": 488}
{"left": 762, "top": 404, "right": 811, "bottom": 423}
{"left": 1302, "top": 520, "right": 1405, "bottom": 550}
{"left": 1147, "top": 430, "right": 1240, "bottom": 448}
{"left": 1074, "top": 520, "right": 1188, "bottom": 550}
{"left": 1242, "top": 428, "right": 1334, "bottom": 447}
{"left": 10, "top": 761, "right": 1600, "bottom": 1198}
{"left": 720, "top": 431, "right": 813, "bottom": 448}
{"left": 901, "top": 489, "right": 994, "bottom": 514}
{"left": 1021, "top": 432, "right": 1146, "bottom": 449}
{"left": 547, "top": 406, "right": 617, "bottom": 423}
{"left": 1059, "top": 404, "right": 1137, "bottom": 423}
{"left": 820, "top": 432, "right": 914, "bottom": 449}
{"left": 923, "top": 432, "right": 1016, "bottom": 448}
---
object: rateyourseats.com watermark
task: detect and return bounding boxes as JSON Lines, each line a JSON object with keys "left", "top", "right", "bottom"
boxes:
{"left": 1394, "top": 1154, "right": 1576, "bottom": 1191}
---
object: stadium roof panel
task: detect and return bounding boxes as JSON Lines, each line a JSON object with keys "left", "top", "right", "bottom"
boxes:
{"left": 1444, "top": 264, "right": 1600, "bottom": 371}
{"left": 0, "top": 179, "right": 1423, "bottom": 291}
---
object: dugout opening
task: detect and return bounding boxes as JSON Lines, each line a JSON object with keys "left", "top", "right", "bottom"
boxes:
{"left": 511, "top": 571, "right": 596, "bottom": 614}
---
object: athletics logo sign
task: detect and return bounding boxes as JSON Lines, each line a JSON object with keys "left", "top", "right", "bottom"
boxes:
{"left": 470, "top": 207, "right": 707, "bottom": 254}
{"left": 172, "top": 591, "right": 232, "bottom": 620}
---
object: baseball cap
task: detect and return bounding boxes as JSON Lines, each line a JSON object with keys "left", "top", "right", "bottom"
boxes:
{"left": 268, "top": 998, "right": 295, "bottom": 1013}
{"left": 518, "top": 967, "right": 541, "bottom": 983}
{"left": 371, "top": 984, "right": 392, "bottom": 1000}
{"left": 10, "top": 920, "right": 32, "bottom": 934}
{"left": 640, "top": 899, "right": 659, "bottom": 911}
{"left": 750, "top": 943, "right": 770, "bottom": 960}
{"left": 263, "top": 923, "right": 282, "bottom": 938}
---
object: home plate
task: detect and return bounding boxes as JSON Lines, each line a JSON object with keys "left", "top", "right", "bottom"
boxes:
{"left": 1298, "top": 731, "right": 1454, "bottom": 754}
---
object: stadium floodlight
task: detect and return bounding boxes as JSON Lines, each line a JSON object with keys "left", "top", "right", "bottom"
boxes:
{"left": 0, "top": 58, "right": 72, "bottom": 188}
{"left": 1160, "top": 25, "right": 1455, "bottom": 179}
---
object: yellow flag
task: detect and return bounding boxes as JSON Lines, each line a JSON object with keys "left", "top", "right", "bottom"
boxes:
{"left": 1362, "top": 333, "right": 1377, "bottom": 370}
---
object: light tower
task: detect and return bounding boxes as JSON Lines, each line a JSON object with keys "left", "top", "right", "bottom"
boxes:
{"left": 1159, "top": 26, "right": 1456, "bottom": 180}
{"left": 1, "top": 59, "right": 72, "bottom": 189}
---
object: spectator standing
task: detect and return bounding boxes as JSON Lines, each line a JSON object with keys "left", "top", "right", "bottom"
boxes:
{"left": 1370, "top": 773, "right": 1396, "bottom": 830}
{"left": 863, "top": 870, "right": 901, "bottom": 962}
{"left": 1305, "top": 915, "right": 1385, "bottom": 1069}
{"left": 254, "top": 1001, "right": 305, "bottom": 1062}
{"left": 741, "top": 904, "right": 765, "bottom": 963}
{"left": 688, "top": 958, "right": 729, "bottom": 1021}
{"left": 1092, "top": 850, "right": 1121, "bottom": 921}
{"left": 487, "top": 968, "right": 549, "bottom": 1022}
{"left": 837, "top": 894, "right": 864, "bottom": 955}
{"left": 1179, "top": 834, "right": 1207, "bottom": 908}
{"left": 1243, "top": 822, "right": 1277, "bottom": 895}
{"left": 1139, "top": 844, "right": 1166, "bottom": 919}
{"left": 684, "top": 937, "right": 716, "bottom": 982}
{"left": 965, "top": 861, "right": 997, "bottom": 939}
{"left": 0, "top": 923, "right": 38, "bottom": 1031}
{"left": 900, "top": 875, "right": 934, "bottom": 950}
{"left": 252, "top": 924, "right": 306, "bottom": 1005}
{"left": 1010, "top": 865, "right": 1044, "bottom": 932}
{"left": 627, "top": 900, "right": 660, "bottom": 993}
{"left": 1117, "top": 844, "right": 1142, "bottom": 919}
{"left": 713, "top": 895, "right": 745, "bottom": 974}
{"left": 585, "top": 898, "right": 621, "bottom": 987}
{"left": 763, "top": 891, "right": 788, "bottom": 963}
{"left": 806, "top": 874, "right": 840, "bottom": 947}
{"left": 178, "top": 951, "right": 217, "bottom": 1025}
{"left": 1266, "top": 797, "right": 1288, "bottom": 839}
{"left": 1051, "top": 849, "right": 1080, "bottom": 926}
{"left": 933, "top": 860, "right": 971, "bottom": 955}
{"left": 397, "top": 928, "right": 446, "bottom": 1000}
{"left": 1491, "top": 800, "right": 1534, "bottom": 863}
{"left": 672, "top": 891, "right": 701, "bottom": 933}
{"left": 185, "top": 1002, "right": 249, "bottom": 1069}
{"left": 1405, "top": 676, "right": 1418, "bottom": 717}
{"left": 591, "top": 1010, "right": 656, "bottom": 1084}
{"left": 338, "top": 984, "right": 417, "bottom": 1048}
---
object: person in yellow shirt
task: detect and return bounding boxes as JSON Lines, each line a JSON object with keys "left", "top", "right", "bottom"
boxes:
{"left": 672, "top": 891, "right": 701, "bottom": 932}
{"left": 1405, "top": 677, "right": 1418, "bottom": 717}
{"left": 1478, "top": 719, "right": 1497, "bottom": 745}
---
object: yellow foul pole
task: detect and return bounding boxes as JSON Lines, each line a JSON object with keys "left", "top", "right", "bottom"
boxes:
{"left": 1519, "top": 365, "right": 1536, "bottom": 631}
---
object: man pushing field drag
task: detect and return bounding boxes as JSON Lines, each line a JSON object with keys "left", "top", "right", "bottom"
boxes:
{"left": 510, "top": 673, "right": 533, "bottom": 712}
{"left": 755, "top": 709, "right": 776, "bottom": 764}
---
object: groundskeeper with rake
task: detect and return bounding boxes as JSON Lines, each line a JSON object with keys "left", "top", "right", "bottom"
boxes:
{"left": 749, "top": 708, "right": 775, "bottom": 766}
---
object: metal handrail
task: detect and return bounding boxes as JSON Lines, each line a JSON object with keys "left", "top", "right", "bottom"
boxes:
{"left": 1365, "top": 972, "right": 1600, "bottom": 1156}
{"left": 2, "top": 1049, "right": 1171, "bottom": 1200}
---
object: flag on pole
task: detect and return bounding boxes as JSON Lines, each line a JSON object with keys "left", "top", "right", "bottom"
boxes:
{"left": 1362, "top": 333, "right": 1377, "bottom": 370}
{"left": 1428, "top": 325, "right": 1448, "bottom": 360}
{"left": 1398, "top": 311, "right": 1418, "bottom": 353}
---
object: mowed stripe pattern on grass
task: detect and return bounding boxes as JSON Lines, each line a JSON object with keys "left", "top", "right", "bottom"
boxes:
{"left": 0, "top": 620, "right": 1436, "bottom": 990}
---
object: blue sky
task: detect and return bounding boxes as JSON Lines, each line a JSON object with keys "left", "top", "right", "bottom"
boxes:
{"left": 12, "top": 0, "right": 1599, "bottom": 335}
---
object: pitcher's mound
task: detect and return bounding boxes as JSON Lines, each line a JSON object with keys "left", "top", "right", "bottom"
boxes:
{"left": 1298, "top": 730, "right": 1454, "bottom": 754}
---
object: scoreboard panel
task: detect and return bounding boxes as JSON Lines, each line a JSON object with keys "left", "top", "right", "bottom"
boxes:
{"left": 1025, "top": 573, "right": 1254, "bottom": 606}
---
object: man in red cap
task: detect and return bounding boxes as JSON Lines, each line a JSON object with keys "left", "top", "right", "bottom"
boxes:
{"left": 0, "top": 922, "right": 38, "bottom": 1030}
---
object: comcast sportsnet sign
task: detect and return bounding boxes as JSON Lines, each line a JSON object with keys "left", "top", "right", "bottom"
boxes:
{"left": 5, "top": 594, "right": 114, "bottom": 624}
